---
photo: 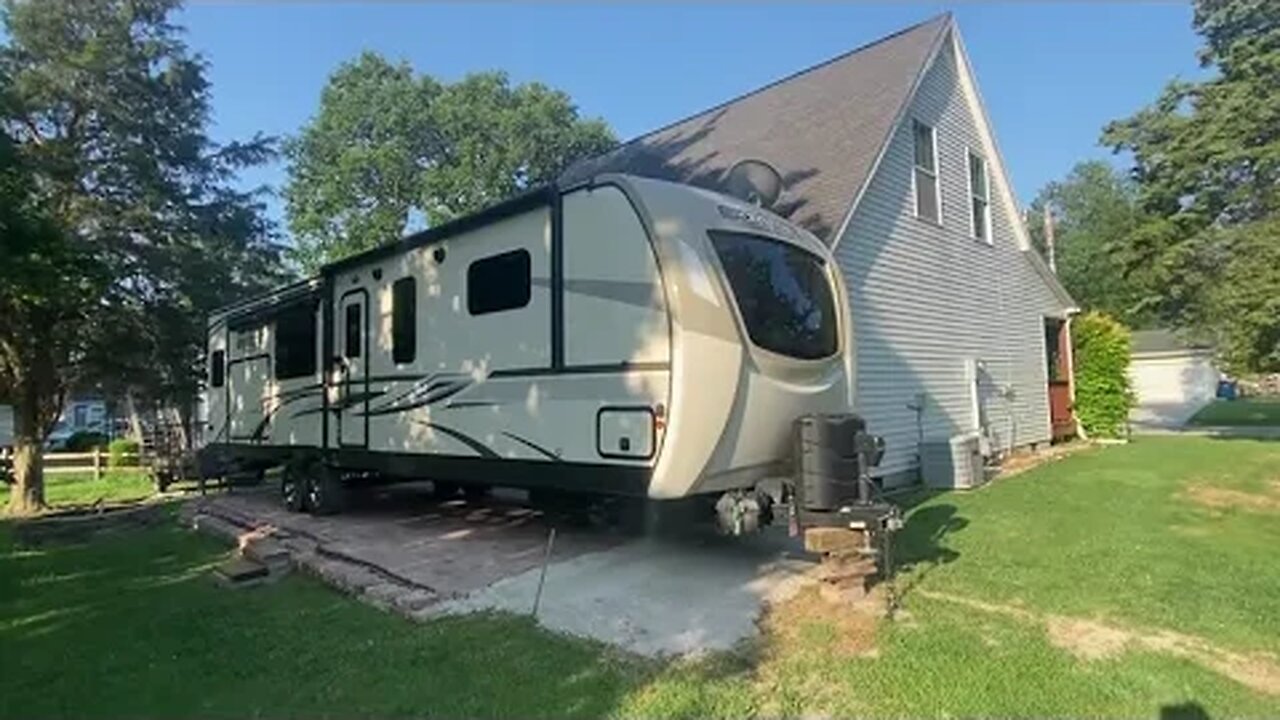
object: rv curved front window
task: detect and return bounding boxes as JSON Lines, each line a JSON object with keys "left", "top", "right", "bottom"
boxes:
{"left": 709, "top": 231, "right": 838, "bottom": 360}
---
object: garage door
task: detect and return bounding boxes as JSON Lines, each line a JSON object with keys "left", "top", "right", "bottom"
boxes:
{"left": 1129, "top": 352, "right": 1219, "bottom": 425}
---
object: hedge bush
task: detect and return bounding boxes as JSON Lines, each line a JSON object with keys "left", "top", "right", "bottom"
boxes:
{"left": 1072, "top": 311, "right": 1135, "bottom": 438}
{"left": 64, "top": 431, "right": 108, "bottom": 452}
{"left": 108, "top": 438, "right": 141, "bottom": 468}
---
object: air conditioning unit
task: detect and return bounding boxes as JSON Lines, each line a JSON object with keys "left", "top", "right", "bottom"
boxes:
{"left": 921, "top": 432, "right": 989, "bottom": 489}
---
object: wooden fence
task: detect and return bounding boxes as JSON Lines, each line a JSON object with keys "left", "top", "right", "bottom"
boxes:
{"left": 42, "top": 449, "right": 145, "bottom": 479}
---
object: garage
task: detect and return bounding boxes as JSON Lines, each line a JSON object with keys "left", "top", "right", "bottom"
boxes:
{"left": 1128, "top": 330, "right": 1219, "bottom": 428}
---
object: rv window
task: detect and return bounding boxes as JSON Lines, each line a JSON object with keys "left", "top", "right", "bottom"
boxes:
{"left": 392, "top": 277, "right": 416, "bottom": 364}
{"left": 468, "top": 249, "right": 531, "bottom": 316}
{"left": 274, "top": 304, "right": 317, "bottom": 379}
{"left": 344, "top": 303, "right": 362, "bottom": 359}
{"left": 709, "top": 232, "right": 838, "bottom": 360}
{"left": 210, "top": 350, "right": 225, "bottom": 388}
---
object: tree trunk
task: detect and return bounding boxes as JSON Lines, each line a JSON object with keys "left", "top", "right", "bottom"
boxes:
{"left": 125, "top": 392, "right": 144, "bottom": 444}
{"left": 7, "top": 391, "right": 46, "bottom": 515}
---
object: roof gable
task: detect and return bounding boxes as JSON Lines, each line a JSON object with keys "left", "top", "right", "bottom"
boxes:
{"left": 560, "top": 14, "right": 951, "bottom": 242}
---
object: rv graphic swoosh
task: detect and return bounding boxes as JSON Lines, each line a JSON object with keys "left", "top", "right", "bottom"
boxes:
{"left": 411, "top": 420, "right": 499, "bottom": 459}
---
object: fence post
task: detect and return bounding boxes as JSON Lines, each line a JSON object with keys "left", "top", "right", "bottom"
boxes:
{"left": 93, "top": 447, "right": 102, "bottom": 481}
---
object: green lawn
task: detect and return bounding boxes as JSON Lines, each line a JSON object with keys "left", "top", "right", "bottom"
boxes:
{"left": 2, "top": 437, "right": 1278, "bottom": 717}
{"left": 1, "top": 470, "right": 155, "bottom": 509}
{"left": 1189, "top": 397, "right": 1280, "bottom": 426}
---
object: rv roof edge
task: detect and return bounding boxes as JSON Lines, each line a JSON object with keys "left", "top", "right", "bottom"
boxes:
{"left": 321, "top": 184, "right": 559, "bottom": 277}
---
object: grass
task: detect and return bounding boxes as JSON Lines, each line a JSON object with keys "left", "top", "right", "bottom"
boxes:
{"left": 2, "top": 436, "right": 1278, "bottom": 717}
{"left": 1, "top": 469, "right": 155, "bottom": 509}
{"left": 1189, "top": 397, "right": 1280, "bottom": 426}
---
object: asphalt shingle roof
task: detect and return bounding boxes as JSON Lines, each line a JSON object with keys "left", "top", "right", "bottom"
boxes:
{"left": 561, "top": 14, "right": 952, "bottom": 242}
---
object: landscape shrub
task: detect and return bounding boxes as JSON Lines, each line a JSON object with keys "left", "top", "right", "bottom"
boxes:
{"left": 1072, "top": 311, "right": 1135, "bottom": 438}
{"left": 64, "top": 431, "right": 108, "bottom": 452}
{"left": 108, "top": 438, "right": 140, "bottom": 468}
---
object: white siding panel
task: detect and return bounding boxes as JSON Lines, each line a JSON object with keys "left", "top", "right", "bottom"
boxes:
{"left": 837, "top": 35, "right": 1065, "bottom": 484}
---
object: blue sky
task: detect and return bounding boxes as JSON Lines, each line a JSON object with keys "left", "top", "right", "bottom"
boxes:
{"left": 180, "top": 2, "right": 1202, "bottom": 230}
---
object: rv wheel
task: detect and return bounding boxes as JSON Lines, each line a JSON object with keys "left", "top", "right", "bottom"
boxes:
{"left": 305, "top": 463, "right": 347, "bottom": 516}
{"left": 281, "top": 463, "right": 305, "bottom": 513}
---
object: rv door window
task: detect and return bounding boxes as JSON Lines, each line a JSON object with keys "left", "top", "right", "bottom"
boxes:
{"left": 709, "top": 231, "right": 838, "bottom": 360}
{"left": 344, "top": 303, "right": 362, "bottom": 359}
{"left": 274, "top": 304, "right": 317, "bottom": 379}
{"left": 210, "top": 350, "right": 225, "bottom": 388}
{"left": 467, "top": 249, "right": 531, "bottom": 315}
{"left": 392, "top": 277, "right": 416, "bottom": 364}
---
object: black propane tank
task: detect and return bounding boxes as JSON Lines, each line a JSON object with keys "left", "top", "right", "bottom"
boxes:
{"left": 793, "top": 414, "right": 885, "bottom": 512}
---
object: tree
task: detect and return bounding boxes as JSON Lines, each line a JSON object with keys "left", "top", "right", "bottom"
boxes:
{"left": 1103, "top": 0, "right": 1280, "bottom": 226}
{"left": 0, "top": 0, "right": 281, "bottom": 513}
{"left": 285, "top": 56, "right": 616, "bottom": 272}
{"left": 1027, "top": 160, "right": 1154, "bottom": 325}
{"left": 1099, "top": 0, "right": 1280, "bottom": 372}
{"left": 1197, "top": 219, "right": 1280, "bottom": 373}
{"left": 283, "top": 53, "right": 439, "bottom": 273}
{"left": 0, "top": 134, "right": 107, "bottom": 511}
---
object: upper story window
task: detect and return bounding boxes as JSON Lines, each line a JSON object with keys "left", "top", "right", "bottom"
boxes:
{"left": 968, "top": 149, "right": 991, "bottom": 243}
{"left": 912, "top": 120, "right": 941, "bottom": 224}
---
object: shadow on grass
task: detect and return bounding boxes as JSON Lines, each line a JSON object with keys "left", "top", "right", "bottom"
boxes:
{"left": 1161, "top": 701, "right": 1211, "bottom": 720}
{"left": 0, "top": 513, "right": 641, "bottom": 718}
{"left": 889, "top": 495, "right": 968, "bottom": 603}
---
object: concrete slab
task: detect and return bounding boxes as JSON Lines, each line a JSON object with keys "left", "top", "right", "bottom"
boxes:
{"left": 438, "top": 530, "right": 816, "bottom": 657}
{"left": 186, "top": 484, "right": 818, "bottom": 658}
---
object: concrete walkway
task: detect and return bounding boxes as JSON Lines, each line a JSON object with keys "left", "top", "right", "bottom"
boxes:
{"left": 1129, "top": 424, "right": 1280, "bottom": 439}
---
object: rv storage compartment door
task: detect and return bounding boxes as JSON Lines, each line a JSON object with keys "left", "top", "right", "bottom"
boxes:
{"left": 597, "top": 408, "right": 654, "bottom": 460}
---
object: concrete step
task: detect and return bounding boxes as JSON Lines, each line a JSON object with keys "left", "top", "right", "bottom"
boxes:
{"left": 213, "top": 557, "right": 270, "bottom": 587}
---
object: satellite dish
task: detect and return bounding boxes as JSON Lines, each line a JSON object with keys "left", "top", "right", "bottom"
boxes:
{"left": 725, "top": 158, "right": 783, "bottom": 209}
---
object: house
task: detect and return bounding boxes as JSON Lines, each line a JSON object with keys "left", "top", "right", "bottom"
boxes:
{"left": 1128, "top": 329, "right": 1219, "bottom": 428}
{"left": 563, "top": 13, "right": 1077, "bottom": 486}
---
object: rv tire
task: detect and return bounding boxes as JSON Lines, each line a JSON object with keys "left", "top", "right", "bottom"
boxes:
{"left": 281, "top": 457, "right": 307, "bottom": 513}
{"left": 305, "top": 463, "right": 347, "bottom": 516}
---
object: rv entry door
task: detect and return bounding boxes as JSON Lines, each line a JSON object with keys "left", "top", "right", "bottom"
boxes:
{"left": 337, "top": 292, "right": 369, "bottom": 447}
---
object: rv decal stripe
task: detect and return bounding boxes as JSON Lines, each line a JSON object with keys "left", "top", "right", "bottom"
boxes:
{"left": 412, "top": 421, "right": 500, "bottom": 459}
{"left": 251, "top": 390, "right": 327, "bottom": 440}
{"left": 501, "top": 431, "right": 560, "bottom": 461}
{"left": 363, "top": 381, "right": 471, "bottom": 417}
{"left": 532, "top": 277, "right": 664, "bottom": 310}
{"left": 443, "top": 400, "right": 504, "bottom": 410}
{"left": 291, "top": 390, "right": 385, "bottom": 419}
{"left": 489, "top": 361, "right": 670, "bottom": 379}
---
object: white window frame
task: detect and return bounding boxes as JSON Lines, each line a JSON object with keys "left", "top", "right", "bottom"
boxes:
{"left": 967, "top": 147, "right": 992, "bottom": 244}
{"left": 911, "top": 119, "right": 942, "bottom": 225}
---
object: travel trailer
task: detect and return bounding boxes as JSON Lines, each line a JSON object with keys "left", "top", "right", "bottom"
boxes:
{"left": 202, "top": 173, "right": 856, "bottom": 517}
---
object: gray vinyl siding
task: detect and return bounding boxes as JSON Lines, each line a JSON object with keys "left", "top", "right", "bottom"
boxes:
{"left": 835, "top": 33, "right": 1066, "bottom": 484}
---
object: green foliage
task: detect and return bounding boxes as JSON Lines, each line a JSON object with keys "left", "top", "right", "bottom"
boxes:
{"left": 1071, "top": 312, "right": 1135, "bottom": 437}
{"left": 1031, "top": 0, "right": 1280, "bottom": 374}
{"left": 107, "top": 438, "right": 140, "bottom": 468}
{"left": 63, "top": 431, "right": 107, "bottom": 453}
{"left": 0, "top": 0, "right": 283, "bottom": 508}
{"left": 285, "top": 55, "right": 616, "bottom": 272}
{"left": 1197, "top": 219, "right": 1280, "bottom": 372}
{"left": 1103, "top": 0, "right": 1280, "bottom": 225}
{"left": 1027, "top": 161, "right": 1154, "bottom": 325}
